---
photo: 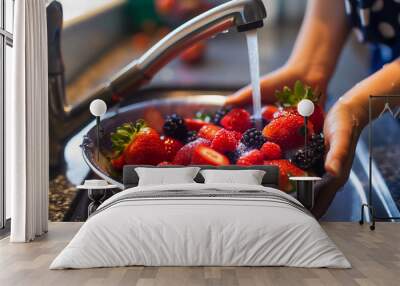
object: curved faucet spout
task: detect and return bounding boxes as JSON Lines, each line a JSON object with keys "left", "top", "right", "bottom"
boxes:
{"left": 100, "top": 0, "right": 267, "bottom": 99}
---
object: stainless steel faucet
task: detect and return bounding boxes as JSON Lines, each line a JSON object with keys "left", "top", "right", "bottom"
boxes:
{"left": 98, "top": 0, "right": 267, "bottom": 99}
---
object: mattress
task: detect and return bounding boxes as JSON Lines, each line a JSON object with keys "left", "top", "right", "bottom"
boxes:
{"left": 50, "top": 183, "right": 351, "bottom": 269}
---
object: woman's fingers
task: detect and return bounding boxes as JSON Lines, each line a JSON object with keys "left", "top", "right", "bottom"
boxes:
{"left": 324, "top": 127, "right": 353, "bottom": 177}
{"left": 225, "top": 84, "right": 254, "bottom": 106}
{"left": 324, "top": 106, "right": 360, "bottom": 178}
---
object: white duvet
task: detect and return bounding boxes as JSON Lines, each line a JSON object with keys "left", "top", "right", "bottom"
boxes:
{"left": 50, "top": 183, "right": 350, "bottom": 269}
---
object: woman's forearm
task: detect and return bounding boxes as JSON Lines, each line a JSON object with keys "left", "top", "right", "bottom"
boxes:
{"left": 287, "top": 0, "right": 350, "bottom": 84}
{"left": 339, "top": 59, "right": 400, "bottom": 127}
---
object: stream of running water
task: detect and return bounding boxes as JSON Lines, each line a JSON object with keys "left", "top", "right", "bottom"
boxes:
{"left": 245, "top": 30, "right": 262, "bottom": 130}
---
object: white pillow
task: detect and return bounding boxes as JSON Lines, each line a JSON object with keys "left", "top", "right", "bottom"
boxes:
{"left": 200, "top": 169, "right": 266, "bottom": 185}
{"left": 135, "top": 167, "right": 201, "bottom": 186}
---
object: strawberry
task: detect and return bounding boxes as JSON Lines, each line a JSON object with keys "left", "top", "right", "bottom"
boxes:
{"left": 262, "top": 105, "right": 279, "bottom": 122}
{"left": 173, "top": 138, "right": 210, "bottom": 165}
{"left": 263, "top": 160, "right": 307, "bottom": 192}
{"left": 237, "top": 150, "right": 264, "bottom": 166}
{"left": 260, "top": 142, "right": 282, "bottom": 160}
{"left": 220, "top": 108, "right": 252, "bottom": 133}
{"left": 274, "top": 80, "right": 324, "bottom": 132}
{"left": 262, "top": 113, "right": 314, "bottom": 150}
{"left": 161, "top": 136, "right": 184, "bottom": 161}
{"left": 210, "top": 129, "right": 239, "bottom": 153}
{"left": 111, "top": 120, "right": 165, "bottom": 166}
{"left": 185, "top": 118, "right": 209, "bottom": 131}
{"left": 191, "top": 145, "right": 230, "bottom": 166}
{"left": 232, "top": 131, "right": 242, "bottom": 141}
{"left": 273, "top": 106, "right": 324, "bottom": 133}
{"left": 111, "top": 154, "right": 125, "bottom": 171}
{"left": 308, "top": 105, "right": 324, "bottom": 133}
{"left": 197, "top": 124, "right": 221, "bottom": 141}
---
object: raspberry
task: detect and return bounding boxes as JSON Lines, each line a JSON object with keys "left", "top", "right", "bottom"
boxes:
{"left": 261, "top": 142, "right": 282, "bottom": 160}
{"left": 220, "top": 108, "right": 252, "bottom": 133}
{"left": 211, "top": 129, "right": 239, "bottom": 153}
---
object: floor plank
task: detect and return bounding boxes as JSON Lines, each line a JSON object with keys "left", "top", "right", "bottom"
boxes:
{"left": 0, "top": 222, "right": 399, "bottom": 286}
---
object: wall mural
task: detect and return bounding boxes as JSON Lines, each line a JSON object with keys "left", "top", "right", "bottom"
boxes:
{"left": 48, "top": 0, "right": 400, "bottom": 223}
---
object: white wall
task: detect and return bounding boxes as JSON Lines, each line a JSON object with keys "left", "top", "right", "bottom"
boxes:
{"left": 58, "top": 0, "right": 124, "bottom": 22}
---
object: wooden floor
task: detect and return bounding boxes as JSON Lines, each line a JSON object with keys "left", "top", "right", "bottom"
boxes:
{"left": 0, "top": 223, "right": 399, "bottom": 286}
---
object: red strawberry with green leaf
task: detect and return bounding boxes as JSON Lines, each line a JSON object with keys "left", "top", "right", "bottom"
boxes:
{"left": 275, "top": 80, "right": 324, "bottom": 132}
{"left": 191, "top": 145, "right": 230, "bottom": 166}
{"left": 111, "top": 120, "right": 165, "bottom": 166}
{"left": 262, "top": 113, "right": 314, "bottom": 150}
{"left": 263, "top": 160, "right": 307, "bottom": 192}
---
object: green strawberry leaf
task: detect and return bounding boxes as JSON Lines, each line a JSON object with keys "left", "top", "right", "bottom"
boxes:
{"left": 294, "top": 80, "right": 305, "bottom": 103}
{"left": 275, "top": 80, "right": 321, "bottom": 106}
{"left": 111, "top": 120, "right": 147, "bottom": 156}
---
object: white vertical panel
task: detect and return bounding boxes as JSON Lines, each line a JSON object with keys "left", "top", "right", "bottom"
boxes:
{"left": 8, "top": 0, "right": 49, "bottom": 241}
{"left": 5, "top": 0, "right": 13, "bottom": 33}
{"left": 5, "top": 44, "right": 11, "bottom": 220}
{"left": 0, "top": 38, "right": 4, "bottom": 229}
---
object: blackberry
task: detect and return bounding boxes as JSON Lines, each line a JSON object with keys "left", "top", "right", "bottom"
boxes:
{"left": 241, "top": 128, "right": 266, "bottom": 149}
{"left": 212, "top": 107, "right": 232, "bottom": 125}
{"left": 310, "top": 133, "right": 325, "bottom": 157}
{"left": 292, "top": 148, "right": 317, "bottom": 170}
{"left": 291, "top": 133, "right": 325, "bottom": 170}
{"left": 163, "top": 114, "right": 188, "bottom": 141}
{"left": 186, "top": 131, "right": 198, "bottom": 143}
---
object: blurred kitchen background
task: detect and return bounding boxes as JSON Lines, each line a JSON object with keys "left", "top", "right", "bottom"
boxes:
{"left": 47, "top": 0, "right": 399, "bottom": 222}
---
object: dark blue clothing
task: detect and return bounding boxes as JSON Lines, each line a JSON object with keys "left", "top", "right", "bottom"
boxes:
{"left": 345, "top": 0, "right": 400, "bottom": 72}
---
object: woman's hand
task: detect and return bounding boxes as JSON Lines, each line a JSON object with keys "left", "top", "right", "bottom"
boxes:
{"left": 312, "top": 99, "right": 364, "bottom": 219}
{"left": 225, "top": 65, "right": 328, "bottom": 107}
{"left": 311, "top": 59, "right": 400, "bottom": 219}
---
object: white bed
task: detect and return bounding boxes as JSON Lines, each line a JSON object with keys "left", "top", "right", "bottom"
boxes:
{"left": 50, "top": 183, "right": 350, "bottom": 269}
